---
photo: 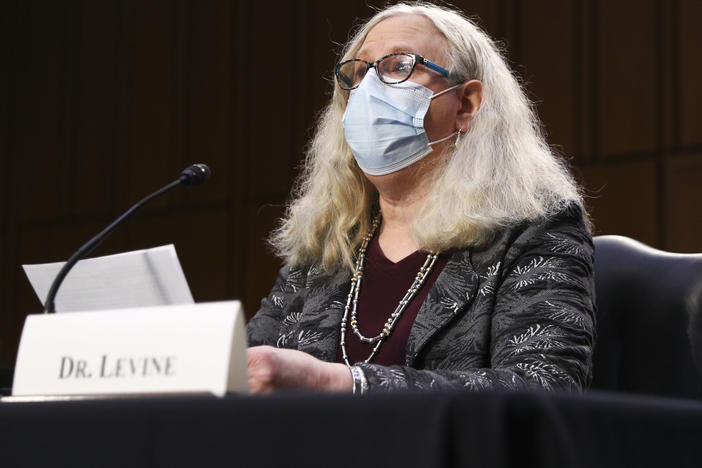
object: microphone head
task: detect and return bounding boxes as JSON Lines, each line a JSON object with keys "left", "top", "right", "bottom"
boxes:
{"left": 180, "top": 163, "right": 211, "bottom": 186}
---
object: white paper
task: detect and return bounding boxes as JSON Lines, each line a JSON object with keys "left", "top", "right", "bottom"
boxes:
{"left": 23, "top": 245, "right": 194, "bottom": 313}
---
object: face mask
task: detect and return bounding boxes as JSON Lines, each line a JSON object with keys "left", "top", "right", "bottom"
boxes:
{"left": 342, "top": 70, "right": 461, "bottom": 176}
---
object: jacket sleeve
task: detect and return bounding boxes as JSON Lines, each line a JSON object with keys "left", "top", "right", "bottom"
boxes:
{"left": 356, "top": 205, "right": 596, "bottom": 393}
{"left": 247, "top": 264, "right": 292, "bottom": 347}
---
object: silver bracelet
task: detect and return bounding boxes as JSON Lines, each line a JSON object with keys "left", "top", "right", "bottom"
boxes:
{"left": 350, "top": 366, "right": 369, "bottom": 395}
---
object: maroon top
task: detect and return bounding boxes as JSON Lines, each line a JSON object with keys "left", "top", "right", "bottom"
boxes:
{"left": 337, "top": 234, "right": 450, "bottom": 366}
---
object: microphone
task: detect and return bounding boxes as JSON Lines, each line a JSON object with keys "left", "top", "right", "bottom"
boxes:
{"left": 179, "top": 163, "right": 210, "bottom": 186}
{"left": 43, "top": 163, "right": 211, "bottom": 314}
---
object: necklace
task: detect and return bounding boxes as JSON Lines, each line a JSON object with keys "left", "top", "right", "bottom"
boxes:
{"left": 339, "top": 214, "right": 438, "bottom": 367}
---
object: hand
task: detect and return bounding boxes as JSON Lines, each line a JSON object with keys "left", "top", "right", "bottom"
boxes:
{"left": 246, "top": 345, "right": 353, "bottom": 395}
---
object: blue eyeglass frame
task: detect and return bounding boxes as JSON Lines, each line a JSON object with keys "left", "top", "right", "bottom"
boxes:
{"left": 334, "top": 52, "right": 450, "bottom": 90}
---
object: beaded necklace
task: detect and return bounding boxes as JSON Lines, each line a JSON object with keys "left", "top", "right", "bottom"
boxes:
{"left": 339, "top": 214, "right": 438, "bottom": 367}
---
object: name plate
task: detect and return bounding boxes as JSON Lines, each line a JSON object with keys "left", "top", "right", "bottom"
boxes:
{"left": 12, "top": 301, "right": 248, "bottom": 397}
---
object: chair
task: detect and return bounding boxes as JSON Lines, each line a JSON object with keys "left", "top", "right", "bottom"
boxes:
{"left": 592, "top": 235, "right": 702, "bottom": 399}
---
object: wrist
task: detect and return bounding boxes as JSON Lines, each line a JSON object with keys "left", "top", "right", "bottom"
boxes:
{"left": 323, "top": 362, "right": 354, "bottom": 392}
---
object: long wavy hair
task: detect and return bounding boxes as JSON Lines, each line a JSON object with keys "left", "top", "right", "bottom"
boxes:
{"left": 270, "top": 2, "right": 584, "bottom": 272}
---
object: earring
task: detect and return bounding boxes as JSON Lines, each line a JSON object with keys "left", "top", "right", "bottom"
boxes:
{"left": 454, "top": 128, "right": 465, "bottom": 149}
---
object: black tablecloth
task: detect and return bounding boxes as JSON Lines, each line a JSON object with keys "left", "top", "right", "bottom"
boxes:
{"left": 1, "top": 390, "right": 701, "bottom": 468}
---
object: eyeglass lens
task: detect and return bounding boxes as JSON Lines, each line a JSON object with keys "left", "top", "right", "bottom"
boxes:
{"left": 337, "top": 53, "right": 415, "bottom": 90}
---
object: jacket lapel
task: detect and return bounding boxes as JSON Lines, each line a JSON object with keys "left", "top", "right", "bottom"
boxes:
{"left": 405, "top": 248, "right": 479, "bottom": 366}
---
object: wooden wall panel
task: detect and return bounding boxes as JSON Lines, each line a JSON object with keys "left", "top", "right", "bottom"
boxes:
{"left": 0, "top": 0, "right": 13, "bottom": 364}
{"left": 247, "top": 1, "right": 297, "bottom": 201}
{"left": 596, "top": 0, "right": 656, "bottom": 157}
{"left": 665, "top": 155, "right": 702, "bottom": 252}
{"left": 126, "top": 0, "right": 174, "bottom": 208}
{"left": 239, "top": 0, "right": 299, "bottom": 315}
{"left": 580, "top": 161, "right": 658, "bottom": 245}
{"left": 680, "top": 0, "right": 702, "bottom": 147}
{"left": 226, "top": 0, "right": 252, "bottom": 310}
{"left": 14, "top": 0, "right": 68, "bottom": 220}
{"left": 575, "top": 0, "right": 595, "bottom": 160}
{"left": 521, "top": 0, "right": 576, "bottom": 157}
{"left": 182, "top": 1, "right": 232, "bottom": 203}
{"left": 72, "top": 1, "right": 120, "bottom": 217}
{"left": 458, "top": 0, "right": 498, "bottom": 35}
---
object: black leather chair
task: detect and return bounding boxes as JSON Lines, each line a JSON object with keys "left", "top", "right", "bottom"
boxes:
{"left": 592, "top": 235, "right": 702, "bottom": 399}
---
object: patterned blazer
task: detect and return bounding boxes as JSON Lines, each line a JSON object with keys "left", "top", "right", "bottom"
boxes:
{"left": 247, "top": 204, "right": 596, "bottom": 393}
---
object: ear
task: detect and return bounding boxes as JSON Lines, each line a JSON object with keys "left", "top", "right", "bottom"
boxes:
{"left": 455, "top": 80, "right": 482, "bottom": 132}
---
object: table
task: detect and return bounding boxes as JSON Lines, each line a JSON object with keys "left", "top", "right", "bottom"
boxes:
{"left": 1, "top": 390, "right": 701, "bottom": 467}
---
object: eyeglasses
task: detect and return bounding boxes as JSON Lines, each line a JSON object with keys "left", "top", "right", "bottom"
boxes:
{"left": 334, "top": 52, "right": 450, "bottom": 91}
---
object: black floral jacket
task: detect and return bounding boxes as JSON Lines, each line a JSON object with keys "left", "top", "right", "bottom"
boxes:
{"left": 247, "top": 204, "right": 596, "bottom": 393}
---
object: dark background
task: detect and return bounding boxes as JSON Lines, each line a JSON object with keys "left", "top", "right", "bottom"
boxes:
{"left": 1, "top": 0, "right": 700, "bottom": 368}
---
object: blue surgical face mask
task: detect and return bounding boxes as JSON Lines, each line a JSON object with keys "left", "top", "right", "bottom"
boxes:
{"left": 342, "top": 70, "right": 461, "bottom": 176}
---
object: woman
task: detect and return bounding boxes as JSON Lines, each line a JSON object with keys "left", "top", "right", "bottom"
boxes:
{"left": 246, "top": 2, "right": 595, "bottom": 395}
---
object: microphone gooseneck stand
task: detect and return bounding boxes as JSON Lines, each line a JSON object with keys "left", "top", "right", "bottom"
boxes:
{"left": 43, "top": 163, "right": 211, "bottom": 314}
